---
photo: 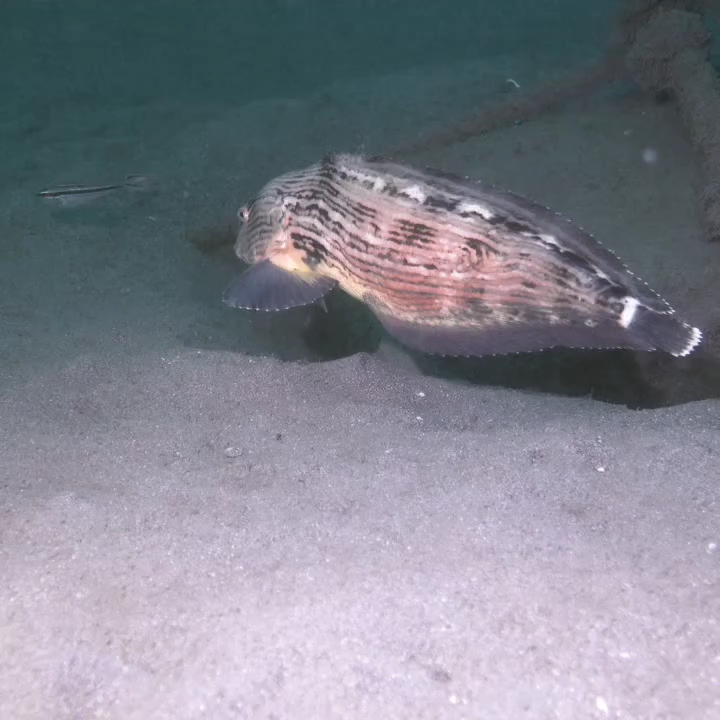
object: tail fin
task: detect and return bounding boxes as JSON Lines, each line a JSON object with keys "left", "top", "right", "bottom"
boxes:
{"left": 123, "top": 174, "right": 151, "bottom": 193}
{"left": 624, "top": 300, "right": 702, "bottom": 357}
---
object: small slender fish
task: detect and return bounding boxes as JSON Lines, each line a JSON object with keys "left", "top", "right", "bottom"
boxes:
{"left": 36, "top": 174, "right": 149, "bottom": 208}
{"left": 222, "top": 153, "right": 703, "bottom": 358}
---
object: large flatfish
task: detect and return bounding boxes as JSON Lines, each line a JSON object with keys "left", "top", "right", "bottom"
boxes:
{"left": 223, "top": 154, "right": 702, "bottom": 358}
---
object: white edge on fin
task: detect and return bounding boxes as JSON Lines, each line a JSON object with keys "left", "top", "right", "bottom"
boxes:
{"left": 675, "top": 325, "right": 703, "bottom": 358}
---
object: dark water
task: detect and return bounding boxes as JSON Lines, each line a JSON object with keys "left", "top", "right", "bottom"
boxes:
{"left": 1, "top": 1, "right": 611, "bottom": 112}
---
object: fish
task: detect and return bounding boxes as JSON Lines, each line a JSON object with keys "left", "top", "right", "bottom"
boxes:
{"left": 222, "top": 153, "right": 703, "bottom": 359}
{"left": 36, "top": 174, "right": 149, "bottom": 208}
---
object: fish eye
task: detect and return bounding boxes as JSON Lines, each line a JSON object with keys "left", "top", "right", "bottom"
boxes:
{"left": 238, "top": 206, "right": 250, "bottom": 223}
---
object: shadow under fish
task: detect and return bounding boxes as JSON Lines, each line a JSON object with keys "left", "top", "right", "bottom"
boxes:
{"left": 221, "top": 153, "right": 703, "bottom": 362}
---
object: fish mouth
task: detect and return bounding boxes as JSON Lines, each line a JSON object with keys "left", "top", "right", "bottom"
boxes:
{"left": 233, "top": 236, "right": 257, "bottom": 265}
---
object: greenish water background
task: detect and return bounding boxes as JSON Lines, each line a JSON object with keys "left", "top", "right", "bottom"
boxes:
{"left": 1, "top": 0, "right": 613, "bottom": 122}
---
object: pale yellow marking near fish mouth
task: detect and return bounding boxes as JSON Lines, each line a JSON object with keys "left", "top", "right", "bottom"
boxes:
{"left": 268, "top": 246, "right": 317, "bottom": 279}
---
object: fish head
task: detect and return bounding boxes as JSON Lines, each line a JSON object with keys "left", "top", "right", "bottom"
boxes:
{"left": 234, "top": 170, "right": 329, "bottom": 282}
{"left": 233, "top": 182, "right": 288, "bottom": 265}
{"left": 223, "top": 168, "right": 338, "bottom": 312}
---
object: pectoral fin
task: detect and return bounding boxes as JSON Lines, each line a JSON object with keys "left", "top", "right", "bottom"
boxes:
{"left": 222, "top": 260, "right": 337, "bottom": 311}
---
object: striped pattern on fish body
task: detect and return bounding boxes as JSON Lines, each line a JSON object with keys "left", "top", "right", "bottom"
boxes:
{"left": 223, "top": 153, "right": 702, "bottom": 358}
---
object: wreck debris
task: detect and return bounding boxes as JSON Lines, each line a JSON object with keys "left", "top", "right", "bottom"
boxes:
{"left": 626, "top": 7, "right": 720, "bottom": 240}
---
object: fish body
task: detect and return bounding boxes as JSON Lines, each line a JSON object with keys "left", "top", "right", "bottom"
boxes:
{"left": 223, "top": 153, "right": 702, "bottom": 358}
{"left": 37, "top": 174, "right": 148, "bottom": 208}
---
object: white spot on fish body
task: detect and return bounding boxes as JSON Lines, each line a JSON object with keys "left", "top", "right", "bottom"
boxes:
{"left": 402, "top": 184, "right": 427, "bottom": 203}
{"left": 592, "top": 267, "right": 611, "bottom": 281}
{"left": 457, "top": 201, "right": 494, "bottom": 220}
{"left": 619, "top": 296, "right": 639, "bottom": 328}
{"left": 345, "top": 167, "right": 387, "bottom": 193}
{"left": 539, "top": 233, "right": 560, "bottom": 248}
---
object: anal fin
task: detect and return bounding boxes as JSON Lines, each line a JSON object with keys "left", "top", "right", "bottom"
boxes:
{"left": 375, "top": 311, "right": 690, "bottom": 358}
